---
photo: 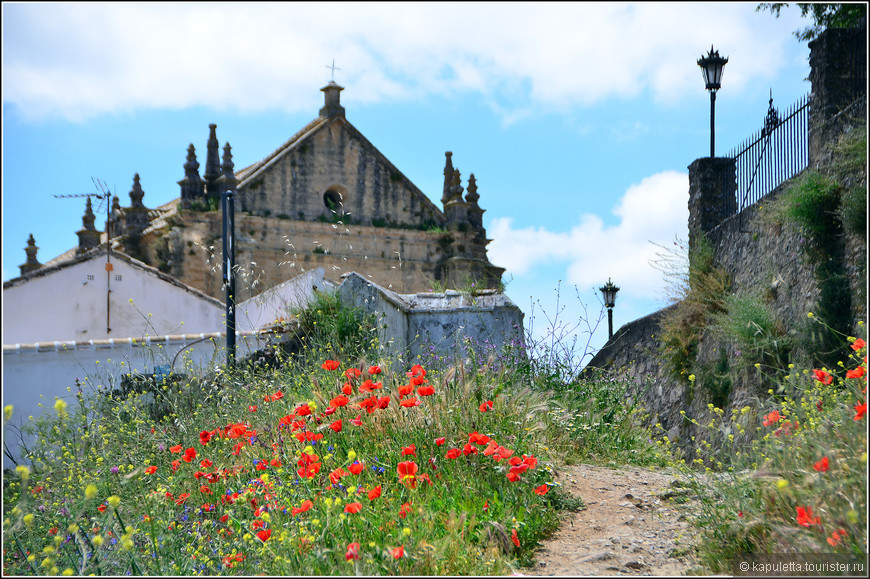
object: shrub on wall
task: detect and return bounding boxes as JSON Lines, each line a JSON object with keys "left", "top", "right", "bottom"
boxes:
{"left": 659, "top": 234, "right": 730, "bottom": 387}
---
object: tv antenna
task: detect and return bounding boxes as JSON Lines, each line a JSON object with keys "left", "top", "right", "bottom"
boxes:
{"left": 54, "top": 178, "right": 116, "bottom": 334}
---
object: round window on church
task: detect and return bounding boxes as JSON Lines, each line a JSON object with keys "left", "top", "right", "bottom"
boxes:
{"left": 323, "top": 188, "right": 344, "bottom": 213}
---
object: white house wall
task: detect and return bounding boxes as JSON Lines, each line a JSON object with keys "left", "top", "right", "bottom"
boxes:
{"left": 2, "top": 333, "right": 265, "bottom": 469}
{"left": 3, "top": 258, "right": 224, "bottom": 344}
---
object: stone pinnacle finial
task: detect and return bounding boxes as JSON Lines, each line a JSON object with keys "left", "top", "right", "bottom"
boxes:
{"left": 82, "top": 196, "right": 97, "bottom": 231}
{"left": 184, "top": 143, "right": 201, "bottom": 177}
{"left": 19, "top": 233, "right": 43, "bottom": 276}
{"left": 465, "top": 173, "right": 479, "bottom": 204}
{"left": 441, "top": 152, "right": 455, "bottom": 205}
{"left": 129, "top": 173, "right": 145, "bottom": 208}
{"left": 204, "top": 124, "right": 221, "bottom": 182}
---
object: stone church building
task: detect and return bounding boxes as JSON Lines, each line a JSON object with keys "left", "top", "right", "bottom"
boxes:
{"left": 23, "top": 82, "right": 505, "bottom": 303}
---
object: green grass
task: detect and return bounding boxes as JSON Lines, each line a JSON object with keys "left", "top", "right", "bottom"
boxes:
{"left": 1, "top": 294, "right": 665, "bottom": 576}
{"left": 3, "top": 293, "right": 865, "bottom": 575}
{"left": 674, "top": 327, "right": 867, "bottom": 573}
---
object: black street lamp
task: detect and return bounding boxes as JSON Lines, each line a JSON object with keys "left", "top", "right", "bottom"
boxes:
{"left": 599, "top": 278, "right": 620, "bottom": 340}
{"left": 697, "top": 46, "right": 728, "bottom": 157}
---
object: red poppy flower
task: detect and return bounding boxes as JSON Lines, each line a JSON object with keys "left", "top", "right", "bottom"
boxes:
{"left": 331, "top": 395, "right": 349, "bottom": 408}
{"left": 813, "top": 456, "right": 829, "bottom": 472}
{"left": 435, "top": 437, "right": 446, "bottom": 446}
{"left": 345, "top": 542, "right": 360, "bottom": 561}
{"left": 323, "top": 406, "right": 337, "bottom": 416}
{"left": 171, "top": 459, "right": 181, "bottom": 472}
{"left": 368, "top": 365, "right": 382, "bottom": 375}
{"left": 97, "top": 504, "right": 107, "bottom": 513}
{"left": 854, "top": 402, "right": 867, "bottom": 421}
{"left": 397, "top": 461, "right": 418, "bottom": 488}
{"left": 377, "top": 396, "right": 390, "bottom": 409}
{"left": 256, "top": 529, "right": 271, "bottom": 542}
{"left": 462, "top": 443, "right": 477, "bottom": 455}
{"left": 846, "top": 366, "right": 866, "bottom": 379}
{"left": 401, "top": 444, "right": 417, "bottom": 457}
{"left": 175, "top": 493, "right": 191, "bottom": 505}
{"left": 796, "top": 505, "right": 820, "bottom": 527}
{"left": 399, "top": 502, "right": 412, "bottom": 518}
{"left": 248, "top": 405, "right": 258, "bottom": 412}
{"left": 506, "top": 471, "right": 520, "bottom": 482}
{"left": 511, "top": 528, "right": 520, "bottom": 548}
{"left": 270, "top": 458, "right": 281, "bottom": 468}
{"left": 446, "top": 448, "right": 461, "bottom": 459}
{"left": 200, "top": 485, "right": 212, "bottom": 495}
{"left": 410, "top": 375, "right": 427, "bottom": 387}
{"left": 496, "top": 447, "right": 514, "bottom": 460}
{"left": 523, "top": 455, "right": 538, "bottom": 469}
{"left": 360, "top": 379, "right": 383, "bottom": 392}
{"left": 169, "top": 444, "right": 183, "bottom": 453}
{"left": 199, "top": 430, "right": 212, "bottom": 445}
{"left": 349, "top": 462, "right": 364, "bottom": 475}
{"left": 344, "top": 502, "right": 363, "bottom": 514}
{"left": 351, "top": 415, "right": 363, "bottom": 426}
{"left": 407, "top": 364, "right": 426, "bottom": 377}
{"left": 345, "top": 368, "right": 362, "bottom": 379}
{"left": 417, "top": 385, "right": 435, "bottom": 396}
{"left": 852, "top": 338, "right": 866, "bottom": 351}
{"left": 292, "top": 499, "right": 314, "bottom": 515}
{"left": 762, "top": 410, "right": 780, "bottom": 427}
{"left": 534, "top": 484, "right": 550, "bottom": 495}
{"left": 483, "top": 500, "right": 488, "bottom": 512}
{"left": 812, "top": 369, "right": 833, "bottom": 385}
{"left": 295, "top": 403, "right": 311, "bottom": 416}
{"left": 342, "top": 383, "right": 353, "bottom": 395}
{"left": 183, "top": 447, "right": 197, "bottom": 463}
{"left": 329, "top": 419, "right": 343, "bottom": 433}
{"left": 322, "top": 360, "right": 340, "bottom": 371}
{"left": 391, "top": 545, "right": 404, "bottom": 559}
{"left": 329, "top": 467, "right": 347, "bottom": 485}
{"left": 144, "top": 465, "right": 157, "bottom": 475}
{"left": 398, "top": 384, "right": 414, "bottom": 397}
{"left": 400, "top": 397, "right": 421, "bottom": 408}
{"left": 508, "top": 456, "right": 522, "bottom": 466}
{"left": 469, "top": 431, "right": 491, "bottom": 445}
{"left": 479, "top": 400, "right": 493, "bottom": 412}
{"left": 368, "top": 485, "right": 382, "bottom": 500}
{"left": 200, "top": 459, "right": 213, "bottom": 469}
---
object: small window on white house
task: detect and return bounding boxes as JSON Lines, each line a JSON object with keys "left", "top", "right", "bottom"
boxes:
{"left": 86, "top": 274, "right": 95, "bottom": 281}
{"left": 115, "top": 274, "right": 123, "bottom": 281}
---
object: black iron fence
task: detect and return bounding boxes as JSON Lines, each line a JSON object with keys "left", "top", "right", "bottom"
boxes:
{"left": 727, "top": 94, "right": 810, "bottom": 213}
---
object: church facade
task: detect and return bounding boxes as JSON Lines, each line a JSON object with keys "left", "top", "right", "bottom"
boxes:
{"left": 24, "top": 82, "right": 505, "bottom": 303}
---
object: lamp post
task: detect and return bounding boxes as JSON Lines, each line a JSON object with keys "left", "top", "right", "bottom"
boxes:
{"left": 599, "top": 278, "right": 620, "bottom": 340}
{"left": 697, "top": 46, "right": 728, "bottom": 157}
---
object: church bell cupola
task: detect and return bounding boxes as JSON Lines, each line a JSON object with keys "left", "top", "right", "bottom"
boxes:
{"left": 320, "top": 81, "right": 346, "bottom": 118}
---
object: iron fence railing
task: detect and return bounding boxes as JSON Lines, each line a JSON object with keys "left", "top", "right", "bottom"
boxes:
{"left": 727, "top": 93, "right": 810, "bottom": 213}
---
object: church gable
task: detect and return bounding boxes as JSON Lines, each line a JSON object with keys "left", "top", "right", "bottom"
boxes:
{"left": 236, "top": 89, "right": 444, "bottom": 230}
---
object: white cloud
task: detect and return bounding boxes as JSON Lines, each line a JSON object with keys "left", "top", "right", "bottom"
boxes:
{"left": 2, "top": 2, "right": 808, "bottom": 122}
{"left": 488, "top": 170, "right": 688, "bottom": 302}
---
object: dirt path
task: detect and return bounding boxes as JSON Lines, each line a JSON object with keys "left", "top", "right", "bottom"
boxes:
{"left": 520, "top": 463, "right": 702, "bottom": 576}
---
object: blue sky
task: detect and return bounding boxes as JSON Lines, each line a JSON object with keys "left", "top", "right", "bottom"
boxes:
{"left": 2, "top": 2, "right": 814, "bottom": 362}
